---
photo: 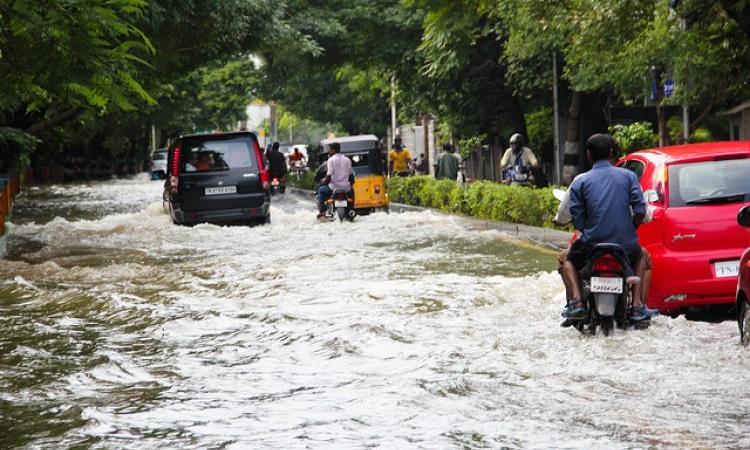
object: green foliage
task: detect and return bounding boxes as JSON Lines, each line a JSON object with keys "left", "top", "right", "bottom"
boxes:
{"left": 666, "top": 116, "right": 714, "bottom": 144}
{"left": 457, "top": 135, "right": 485, "bottom": 158}
{"left": 388, "top": 176, "right": 561, "bottom": 228}
{"left": 525, "top": 107, "right": 553, "bottom": 153}
{"left": 610, "top": 122, "right": 657, "bottom": 154}
{"left": 287, "top": 170, "right": 317, "bottom": 190}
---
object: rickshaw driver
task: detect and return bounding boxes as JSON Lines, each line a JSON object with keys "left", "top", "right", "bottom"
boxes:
{"left": 316, "top": 142, "right": 354, "bottom": 218}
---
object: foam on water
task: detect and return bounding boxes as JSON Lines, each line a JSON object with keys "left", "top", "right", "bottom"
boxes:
{"left": 1, "top": 177, "right": 749, "bottom": 449}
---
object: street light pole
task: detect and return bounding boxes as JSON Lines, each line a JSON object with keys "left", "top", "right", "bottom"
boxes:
{"left": 390, "top": 76, "right": 397, "bottom": 144}
{"left": 552, "top": 52, "right": 561, "bottom": 185}
{"left": 681, "top": 17, "right": 689, "bottom": 143}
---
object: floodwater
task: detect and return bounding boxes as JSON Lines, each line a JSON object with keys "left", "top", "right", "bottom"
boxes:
{"left": 1, "top": 176, "right": 749, "bottom": 449}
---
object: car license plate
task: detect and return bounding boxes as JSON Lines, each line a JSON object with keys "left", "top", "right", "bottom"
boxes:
{"left": 334, "top": 200, "right": 348, "bottom": 208}
{"left": 205, "top": 186, "right": 236, "bottom": 195}
{"left": 714, "top": 260, "right": 740, "bottom": 278}
{"left": 590, "top": 276, "right": 623, "bottom": 294}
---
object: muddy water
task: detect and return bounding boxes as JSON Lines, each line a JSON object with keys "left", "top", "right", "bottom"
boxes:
{"left": 1, "top": 176, "right": 749, "bottom": 449}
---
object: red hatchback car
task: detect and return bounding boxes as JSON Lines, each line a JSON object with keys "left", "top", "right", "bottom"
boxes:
{"left": 618, "top": 141, "right": 750, "bottom": 317}
{"left": 737, "top": 206, "right": 750, "bottom": 344}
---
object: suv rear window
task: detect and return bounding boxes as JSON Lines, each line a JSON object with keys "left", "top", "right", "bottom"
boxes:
{"left": 182, "top": 138, "right": 257, "bottom": 173}
{"left": 668, "top": 158, "right": 750, "bottom": 207}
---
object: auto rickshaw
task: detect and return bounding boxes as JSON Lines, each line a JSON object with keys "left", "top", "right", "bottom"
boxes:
{"left": 320, "top": 135, "right": 388, "bottom": 214}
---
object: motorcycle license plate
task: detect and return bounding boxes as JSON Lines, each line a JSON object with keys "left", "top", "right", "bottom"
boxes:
{"left": 205, "top": 186, "right": 236, "bottom": 195}
{"left": 590, "top": 276, "right": 623, "bottom": 294}
{"left": 334, "top": 200, "right": 348, "bottom": 208}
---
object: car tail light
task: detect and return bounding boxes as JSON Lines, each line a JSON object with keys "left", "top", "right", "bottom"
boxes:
{"left": 374, "top": 185, "right": 380, "bottom": 194}
{"left": 592, "top": 254, "right": 622, "bottom": 273}
{"left": 170, "top": 146, "right": 180, "bottom": 190}
{"left": 253, "top": 140, "right": 269, "bottom": 189}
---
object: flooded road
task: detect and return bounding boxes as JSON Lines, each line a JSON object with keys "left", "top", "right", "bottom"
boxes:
{"left": 1, "top": 176, "right": 749, "bottom": 449}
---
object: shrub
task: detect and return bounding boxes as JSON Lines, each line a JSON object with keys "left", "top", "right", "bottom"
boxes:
{"left": 609, "top": 122, "right": 657, "bottom": 154}
{"left": 287, "top": 170, "right": 317, "bottom": 190}
{"left": 387, "top": 176, "right": 562, "bottom": 228}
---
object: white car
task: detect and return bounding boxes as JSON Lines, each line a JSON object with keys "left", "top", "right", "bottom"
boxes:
{"left": 149, "top": 148, "right": 168, "bottom": 180}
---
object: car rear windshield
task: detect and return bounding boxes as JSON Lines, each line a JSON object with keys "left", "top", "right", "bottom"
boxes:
{"left": 181, "top": 137, "right": 257, "bottom": 173}
{"left": 668, "top": 157, "right": 750, "bottom": 207}
{"left": 151, "top": 151, "right": 167, "bottom": 161}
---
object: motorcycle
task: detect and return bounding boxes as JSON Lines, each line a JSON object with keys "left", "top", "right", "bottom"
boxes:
{"left": 325, "top": 189, "right": 356, "bottom": 222}
{"left": 290, "top": 160, "right": 307, "bottom": 178}
{"left": 574, "top": 243, "right": 647, "bottom": 336}
{"left": 270, "top": 177, "right": 282, "bottom": 195}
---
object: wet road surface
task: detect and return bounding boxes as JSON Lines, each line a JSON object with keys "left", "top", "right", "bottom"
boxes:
{"left": 1, "top": 176, "right": 749, "bottom": 449}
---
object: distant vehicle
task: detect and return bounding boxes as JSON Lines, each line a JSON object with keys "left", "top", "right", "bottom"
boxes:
{"left": 736, "top": 206, "right": 750, "bottom": 345}
{"left": 150, "top": 148, "right": 168, "bottom": 180}
{"left": 163, "top": 131, "right": 270, "bottom": 226}
{"left": 617, "top": 141, "right": 750, "bottom": 317}
{"left": 320, "top": 135, "right": 388, "bottom": 215}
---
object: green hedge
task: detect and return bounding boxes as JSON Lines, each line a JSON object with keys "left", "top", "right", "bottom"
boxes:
{"left": 286, "top": 170, "right": 317, "bottom": 190}
{"left": 387, "top": 176, "right": 562, "bottom": 228}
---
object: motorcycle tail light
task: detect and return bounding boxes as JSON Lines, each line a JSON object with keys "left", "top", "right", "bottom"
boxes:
{"left": 592, "top": 254, "right": 622, "bottom": 273}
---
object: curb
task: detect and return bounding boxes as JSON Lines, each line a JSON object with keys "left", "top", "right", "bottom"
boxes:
{"left": 285, "top": 186, "right": 570, "bottom": 250}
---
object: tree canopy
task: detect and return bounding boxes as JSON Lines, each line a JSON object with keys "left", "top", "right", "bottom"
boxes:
{"left": 3, "top": 0, "right": 750, "bottom": 172}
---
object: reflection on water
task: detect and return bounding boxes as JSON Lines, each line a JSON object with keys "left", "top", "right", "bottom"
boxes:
{"left": 1, "top": 175, "right": 749, "bottom": 449}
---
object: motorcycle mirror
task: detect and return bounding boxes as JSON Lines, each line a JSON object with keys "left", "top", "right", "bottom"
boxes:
{"left": 738, "top": 206, "right": 750, "bottom": 228}
{"left": 552, "top": 188, "right": 567, "bottom": 202}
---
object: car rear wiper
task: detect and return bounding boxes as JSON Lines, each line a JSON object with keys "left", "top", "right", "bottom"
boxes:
{"left": 686, "top": 193, "right": 747, "bottom": 205}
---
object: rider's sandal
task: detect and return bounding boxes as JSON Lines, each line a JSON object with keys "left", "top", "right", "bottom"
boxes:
{"left": 561, "top": 298, "right": 585, "bottom": 320}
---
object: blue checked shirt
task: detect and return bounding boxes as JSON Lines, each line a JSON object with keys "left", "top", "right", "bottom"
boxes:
{"left": 569, "top": 160, "right": 646, "bottom": 253}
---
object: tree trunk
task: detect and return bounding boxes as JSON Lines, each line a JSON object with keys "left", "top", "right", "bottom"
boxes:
{"left": 562, "top": 90, "right": 582, "bottom": 184}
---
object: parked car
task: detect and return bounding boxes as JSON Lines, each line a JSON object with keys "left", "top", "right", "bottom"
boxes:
{"left": 617, "top": 141, "right": 750, "bottom": 317}
{"left": 163, "top": 131, "right": 270, "bottom": 226}
{"left": 736, "top": 206, "right": 750, "bottom": 345}
{"left": 150, "top": 148, "right": 168, "bottom": 180}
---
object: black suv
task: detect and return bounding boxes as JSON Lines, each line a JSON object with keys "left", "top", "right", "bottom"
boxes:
{"left": 163, "top": 132, "right": 270, "bottom": 225}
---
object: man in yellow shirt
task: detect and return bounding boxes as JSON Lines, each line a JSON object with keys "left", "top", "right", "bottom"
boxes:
{"left": 388, "top": 137, "right": 412, "bottom": 177}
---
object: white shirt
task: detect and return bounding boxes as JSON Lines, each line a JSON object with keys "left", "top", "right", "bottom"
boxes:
{"left": 326, "top": 153, "right": 353, "bottom": 191}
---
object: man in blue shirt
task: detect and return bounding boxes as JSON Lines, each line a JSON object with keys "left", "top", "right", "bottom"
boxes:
{"left": 561, "top": 134, "right": 650, "bottom": 321}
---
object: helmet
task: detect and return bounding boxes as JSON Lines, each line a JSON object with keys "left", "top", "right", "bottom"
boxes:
{"left": 509, "top": 133, "right": 524, "bottom": 147}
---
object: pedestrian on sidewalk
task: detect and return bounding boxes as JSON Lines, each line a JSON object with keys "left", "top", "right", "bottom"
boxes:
{"left": 435, "top": 144, "right": 460, "bottom": 181}
{"left": 389, "top": 137, "right": 411, "bottom": 177}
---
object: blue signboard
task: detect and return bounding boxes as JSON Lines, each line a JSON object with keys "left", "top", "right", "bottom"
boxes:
{"left": 664, "top": 80, "right": 675, "bottom": 98}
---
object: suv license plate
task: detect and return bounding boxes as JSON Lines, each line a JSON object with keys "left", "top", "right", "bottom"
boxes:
{"left": 714, "top": 260, "right": 740, "bottom": 278}
{"left": 205, "top": 186, "right": 237, "bottom": 195}
{"left": 334, "top": 200, "right": 348, "bottom": 208}
{"left": 590, "top": 276, "right": 623, "bottom": 294}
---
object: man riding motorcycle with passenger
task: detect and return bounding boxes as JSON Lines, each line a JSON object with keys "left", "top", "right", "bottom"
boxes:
{"left": 315, "top": 142, "right": 355, "bottom": 219}
{"left": 560, "top": 134, "right": 658, "bottom": 323}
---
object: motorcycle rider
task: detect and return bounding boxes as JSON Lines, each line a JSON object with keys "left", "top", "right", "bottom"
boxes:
{"left": 500, "top": 134, "right": 540, "bottom": 186}
{"left": 316, "top": 142, "right": 354, "bottom": 219}
{"left": 561, "top": 133, "right": 651, "bottom": 321}
{"left": 267, "top": 142, "right": 288, "bottom": 193}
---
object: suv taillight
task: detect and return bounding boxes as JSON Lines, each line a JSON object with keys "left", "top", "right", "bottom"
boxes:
{"left": 253, "top": 140, "right": 269, "bottom": 189}
{"left": 592, "top": 254, "right": 622, "bottom": 273}
{"left": 170, "top": 146, "right": 180, "bottom": 190}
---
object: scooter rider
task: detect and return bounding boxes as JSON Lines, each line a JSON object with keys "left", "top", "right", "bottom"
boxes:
{"left": 561, "top": 134, "right": 649, "bottom": 321}
{"left": 316, "top": 142, "right": 354, "bottom": 218}
{"left": 500, "top": 134, "right": 539, "bottom": 186}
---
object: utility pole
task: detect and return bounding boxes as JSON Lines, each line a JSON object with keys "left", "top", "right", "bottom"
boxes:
{"left": 681, "top": 17, "right": 690, "bottom": 143}
{"left": 552, "top": 52, "right": 561, "bottom": 185}
{"left": 390, "top": 76, "right": 397, "bottom": 145}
